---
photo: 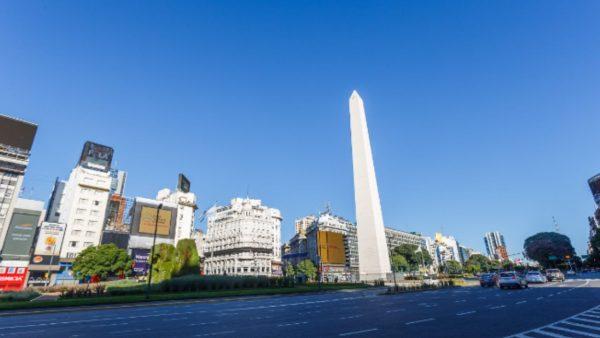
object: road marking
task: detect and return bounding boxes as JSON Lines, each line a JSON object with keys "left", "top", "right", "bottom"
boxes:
{"left": 339, "top": 328, "right": 379, "bottom": 336}
{"left": 456, "top": 311, "right": 476, "bottom": 316}
{"left": 91, "top": 322, "right": 129, "bottom": 328}
{"left": 386, "top": 309, "right": 405, "bottom": 313}
{"left": 405, "top": 318, "right": 435, "bottom": 325}
{"left": 196, "top": 331, "right": 236, "bottom": 337}
{"left": 454, "top": 300, "right": 466, "bottom": 303}
{"left": 507, "top": 304, "right": 600, "bottom": 338}
{"left": 277, "top": 321, "right": 308, "bottom": 327}
{"left": 536, "top": 297, "right": 544, "bottom": 300}
{"left": 340, "top": 315, "right": 363, "bottom": 320}
{"left": 188, "top": 322, "right": 219, "bottom": 326}
{"left": 516, "top": 301, "right": 527, "bottom": 305}
{"left": 490, "top": 305, "right": 506, "bottom": 310}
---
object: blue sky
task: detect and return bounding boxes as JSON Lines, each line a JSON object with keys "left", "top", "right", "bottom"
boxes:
{"left": 1, "top": 1, "right": 599, "bottom": 257}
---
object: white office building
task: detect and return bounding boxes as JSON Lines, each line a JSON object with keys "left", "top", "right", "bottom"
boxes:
{"left": 156, "top": 188, "right": 197, "bottom": 244}
{"left": 48, "top": 142, "right": 115, "bottom": 260}
{"left": 204, "top": 198, "right": 282, "bottom": 276}
{"left": 484, "top": 231, "right": 506, "bottom": 260}
{"left": 434, "top": 232, "right": 461, "bottom": 265}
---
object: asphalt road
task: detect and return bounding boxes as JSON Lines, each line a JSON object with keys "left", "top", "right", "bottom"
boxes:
{"left": 0, "top": 275, "right": 599, "bottom": 338}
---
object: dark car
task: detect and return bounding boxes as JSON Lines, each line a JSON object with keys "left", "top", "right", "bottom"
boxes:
{"left": 479, "top": 273, "right": 497, "bottom": 287}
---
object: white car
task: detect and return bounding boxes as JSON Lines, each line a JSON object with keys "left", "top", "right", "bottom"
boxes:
{"left": 498, "top": 271, "right": 528, "bottom": 289}
{"left": 525, "top": 271, "right": 547, "bottom": 283}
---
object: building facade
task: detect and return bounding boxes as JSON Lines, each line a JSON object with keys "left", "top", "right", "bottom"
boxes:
{"left": 204, "top": 198, "right": 282, "bottom": 277}
{"left": 156, "top": 187, "right": 197, "bottom": 244}
{"left": 484, "top": 231, "right": 507, "bottom": 260}
{"left": 0, "top": 115, "right": 37, "bottom": 252}
{"left": 434, "top": 233, "right": 461, "bottom": 265}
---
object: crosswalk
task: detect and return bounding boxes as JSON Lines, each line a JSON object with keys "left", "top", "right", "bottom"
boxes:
{"left": 508, "top": 304, "right": 600, "bottom": 337}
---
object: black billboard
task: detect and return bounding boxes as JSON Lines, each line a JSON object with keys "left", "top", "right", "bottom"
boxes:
{"left": 589, "top": 174, "right": 600, "bottom": 206}
{"left": 0, "top": 115, "right": 37, "bottom": 151}
{"left": 79, "top": 141, "right": 113, "bottom": 172}
{"left": 178, "top": 173, "right": 191, "bottom": 193}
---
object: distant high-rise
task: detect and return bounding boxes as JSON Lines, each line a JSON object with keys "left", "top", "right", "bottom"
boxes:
{"left": 484, "top": 231, "right": 507, "bottom": 260}
{"left": 349, "top": 91, "right": 391, "bottom": 281}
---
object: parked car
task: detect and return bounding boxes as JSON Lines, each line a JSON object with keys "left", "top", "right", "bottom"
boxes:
{"left": 498, "top": 271, "right": 528, "bottom": 289}
{"left": 545, "top": 269, "right": 565, "bottom": 282}
{"left": 479, "top": 273, "right": 497, "bottom": 287}
{"left": 525, "top": 271, "right": 547, "bottom": 283}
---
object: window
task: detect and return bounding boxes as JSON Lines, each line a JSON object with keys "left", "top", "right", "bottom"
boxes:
{"left": 67, "top": 252, "right": 77, "bottom": 258}
{"left": 83, "top": 242, "right": 93, "bottom": 247}
{"left": 71, "top": 230, "right": 81, "bottom": 236}
{"left": 78, "top": 198, "right": 89, "bottom": 204}
{"left": 74, "top": 219, "right": 84, "bottom": 226}
{"left": 88, "top": 220, "right": 98, "bottom": 226}
{"left": 85, "top": 231, "right": 95, "bottom": 237}
{"left": 17, "top": 268, "right": 25, "bottom": 274}
{"left": 69, "top": 241, "right": 78, "bottom": 247}
{"left": 90, "top": 210, "right": 99, "bottom": 217}
{"left": 7, "top": 267, "right": 16, "bottom": 274}
{"left": 76, "top": 208, "right": 86, "bottom": 215}
{"left": 0, "top": 267, "right": 5, "bottom": 274}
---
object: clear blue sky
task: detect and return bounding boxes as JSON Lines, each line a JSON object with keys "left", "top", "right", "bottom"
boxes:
{"left": 1, "top": 1, "right": 599, "bottom": 257}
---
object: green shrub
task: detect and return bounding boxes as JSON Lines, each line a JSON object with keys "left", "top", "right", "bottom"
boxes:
{"left": 0, "top": 289, "right": 40, "bottom": 302}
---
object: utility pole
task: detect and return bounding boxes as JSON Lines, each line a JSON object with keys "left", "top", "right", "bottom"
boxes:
{"left": 146, "top": 203, "right": 163, "bottom": 300}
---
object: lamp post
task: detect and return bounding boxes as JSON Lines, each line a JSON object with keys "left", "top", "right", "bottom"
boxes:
{"left": 146, "top": 203, "right": 163, "bottom": 299}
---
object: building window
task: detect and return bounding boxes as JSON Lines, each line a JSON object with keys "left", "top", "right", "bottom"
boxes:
{"left": 76, "top": 208, "right": 86, "bottom": 215}
{"left": 67, "top": 252, "right": 77, "bottom": 258}
{"left": 83, "top": 242, "right": 93, "bottom": 247}
{"left": 74, "top": 219, "right": 84, "bottom": 226}
{"left": 90, "top": 210, "right": 99, "bottom": 217}
{"left": 85, "top": 231, "right": 95, "bottom": 237}
{"left": 93, "top": 200, "right": 100, "bottom": 206}
{"left": 69, "top": 241, "right": 78, "bottom": 247}
{"left": 88, "top": 220, "right": 98, "bottom": 226}
{"left": 71, "top": 230, "right": 82, "bottom": 236}
{"left": 78, "top": 198, "right": 89, "bottom": 204}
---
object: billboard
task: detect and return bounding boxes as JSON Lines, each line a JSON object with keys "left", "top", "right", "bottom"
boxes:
{"left": 138, "top": 207, "right": 172, "bottom": 236}
{"left": 33, "top": 222, "right": 66, "bottom": 256}
{"left": 132, "top": 248, "right": 150, "bottom": 275}
{"left": 317, "top": 231, "right": 346, "bottom": 265}
{"left": 79, "top": 141, "right": 113, "bottom": 172}
{"left": 589, "top": 174, "right": 600, "bottom": 206}
{"left": 0, "top": 115, "right": 37, "bottom": 151}
{"left": 0, "top": 266, "right": 28, "bottom": 291}
{"left": 178, "top": 173, "right": 191, "bottom": 193}
{"left": 1, "top": 209, "right": 40, "bottom": 260}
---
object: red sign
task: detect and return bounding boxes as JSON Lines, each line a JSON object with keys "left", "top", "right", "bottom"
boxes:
{"left": 0, "top": 266, "right": 28, "bottom": 291}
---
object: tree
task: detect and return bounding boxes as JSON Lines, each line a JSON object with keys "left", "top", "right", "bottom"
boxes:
{"left": 174, "top": 239, "right": 200, "bottom": 277}
{"left": 391, "top": 254, "right": 410, "bottom": 272}
{"left": 465, "top": 254, "right": 491, "bottom": 274}
{"left": 284, "top": 264, "right": 296, "bottom": 278}
{"left": 149, "top": 243, "right": 177, "bottom": 282}
{"left": 502, "top": 260, "right": 514, "bottom": 271}
{"left": 523, "top": 232, "right": 576, "bottom": 268}
{"left": 392, "top": 244, "right": 433, "bottom": 271}
{"left": 444, "top": 260, "right": 463, "bottom": 275}
{"left": 296, "top": 259, "right": 317, "bottom": 281}
{"left": 72, "top": 244, "right": 132, "bottom": 281}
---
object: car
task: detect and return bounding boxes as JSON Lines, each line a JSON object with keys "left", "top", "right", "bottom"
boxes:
{"left": 479, "top": 273, "right": 497, "bottom": 287}
{"left": 525, "top": 271, "right": 547, "bottom": 283}
{"left": 498, "top": 271, "right": 528, "bottom": 289}
{"left": 545, "top": 269, "right": 565, "bottom": 282}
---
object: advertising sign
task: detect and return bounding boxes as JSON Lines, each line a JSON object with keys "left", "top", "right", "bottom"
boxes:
{"left": 2, "top": 209, "right": 40, "bottom": 260}
{"left": 79, "top": 141, "right": 114, "bottom": 172}
{"left": 132, "top": 248, "right": 150, "bottom": 275}
{"left": 317, "top": 231, "right": 346, "bottom": 265}
{"left": 0, "top": 266, "right": 28, "bottom": 291}
{"left": 138, "top": 206, "right": 172, "bottom": 236}
{"left": 0, "top": 115, "right": 37, "bottom": 151}
{"left": 177, "top": 174, "right": 191, "bottom": 193}
{"left": 34, "top": 222, "right": 66, "bottom": 256}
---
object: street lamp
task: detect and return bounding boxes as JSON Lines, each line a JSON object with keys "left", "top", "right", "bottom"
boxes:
{"left": 146, "top": 203, "right": 163, "bottom": 299}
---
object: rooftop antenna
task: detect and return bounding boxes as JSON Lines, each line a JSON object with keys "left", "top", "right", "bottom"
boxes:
{"left": 552, "top": 216, "right": 560, "bottom": 233}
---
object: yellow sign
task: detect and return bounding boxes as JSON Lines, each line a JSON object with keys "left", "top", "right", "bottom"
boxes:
{"left": 139, "top": 207, "right": 172, "bottom": 236}
{"left": 317, "top": 231, "right": 346, "bottom": 265}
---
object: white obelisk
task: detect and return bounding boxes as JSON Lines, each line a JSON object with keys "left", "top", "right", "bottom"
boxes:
{"left": 349, "top": 90, "right": 391, "bottom": 281}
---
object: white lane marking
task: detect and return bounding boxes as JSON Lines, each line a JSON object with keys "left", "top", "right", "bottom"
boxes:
{"left": 277, "top": 321, "right": 308, "bottom": 327}
{"left": 340, "top": 315, "right": 363, "bottom": 320}
{"left": 507, "top": 304, "right": 600, "bottom": 338}
{"left": 454, "top": 300, "right": 466, "bottom": 303}
{"left": 386, "top": 309, "right": 405, "bottom": 313}
{"left": 188, "top": 322, "right": 219, "bottom": 326}
{"left": 490, "top": 305, "right": 506, "bottom": 310}
{"left": 91, "top": 322, "right": 129, "bottom": 328}
{"left": 564, "top": 320, "right": 600, "bottom": 331}
{"left": 516, "top": 301, "right": 527, "bottom": 305}
{"left": 196, "top": 331, "right": 236, "bottom": 337}
{"left": 536, "top": 297, "right": 544, "bottom": 300}
{"left": 163, "top": 317, "right": 188, "bottom": 321}
{"left": 571, "top": 317, "right": 600, "bottom": 325}
{"left": 456, "top": 311, "right": 476, "bottom": 316}
{"left": 580, "top": 313, "right": 600, "bottom": 319}
{"left": 405, "top": 318, "right": 435, "bottom": 325}
{"left": 546, "top": 325, "right": 599, "bottom": 337}
{"left": 339, "top": 328, "right": 379, "bottom": 336}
